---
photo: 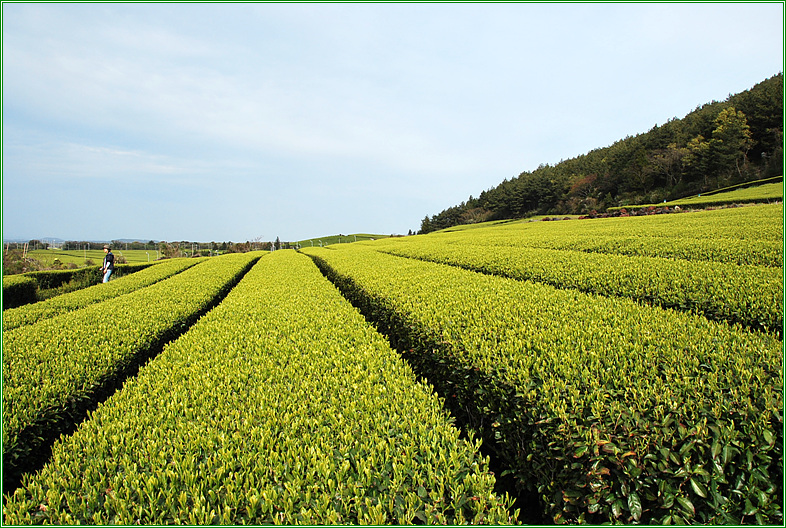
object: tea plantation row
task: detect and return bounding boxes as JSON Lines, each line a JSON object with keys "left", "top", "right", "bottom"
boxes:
{"left": 302, "top": 243, "right": 782, "bottom": 525}
{"left": 2, "top": 258, "right": 202, "bottom": 331}
{"left": 2, "top": 253, "right": 259, "bottom": 495}
{"left": 437, "top": 203, "right": 782, "bottom": 267}
{"left": 375, "top": 242, "right": 781, "bottom": 334}
{"left": 4, "top": 251, "right": 517, "bottom": 525}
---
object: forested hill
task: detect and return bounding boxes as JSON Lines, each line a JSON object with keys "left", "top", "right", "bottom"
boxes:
{"left": 420, "top": 73, "right": 783, "bottom": 233}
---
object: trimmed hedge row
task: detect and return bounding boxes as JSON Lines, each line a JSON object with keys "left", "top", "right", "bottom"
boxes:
{"left": 2, "top": 258, "right": 203, "bottom": 331}
{"left": 2, "top": 252, "right": 260, "bottom": 494}
{"left": 459, "top": 234, "right": 783, "bottom": 269}
{"left": 3, "top": 250, "right": 518, "bottom": 525}
{"left": 414, "top": 203, "right": 782, "bottom": 267}
{"left": 379, "top": 243, "right": 782, "bottom": 335}
{"left": 304, "top": 246, "right": 783, "bottom": 525}
{"left": 2, "top": 275, "right": 38, "bottom": 310}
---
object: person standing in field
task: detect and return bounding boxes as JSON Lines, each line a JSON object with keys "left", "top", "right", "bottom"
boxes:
{"left": 101, "top": 244, "right": 115, "bottom": 283}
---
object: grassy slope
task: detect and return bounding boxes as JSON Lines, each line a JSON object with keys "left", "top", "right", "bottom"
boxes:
{"left": 295, "top": 233, "right": 390, "bottom": 247}
{"left": 616, "top": 181, "right": 783, "bottom": 210}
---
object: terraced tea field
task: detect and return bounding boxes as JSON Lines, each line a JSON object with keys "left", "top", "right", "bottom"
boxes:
{"left": 2, "top": 203, "right": 782, "bottom": 525}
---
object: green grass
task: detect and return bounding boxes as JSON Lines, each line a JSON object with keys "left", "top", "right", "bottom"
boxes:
{"left": 295, "top": 233, "right": 390, "bottom": 247}
{"left": 614, "top": 181, "right": 783, "bottom": 210}
{"left": 668, "top": 181, "right": 783, "bottom": 206}
{"left": 440, "top": 215, "right": 583, "bottom": 233}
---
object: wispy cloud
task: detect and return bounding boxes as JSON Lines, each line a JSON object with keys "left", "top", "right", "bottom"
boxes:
{"left": 3, "top": 2, "right": 783, "bottom": 240}
{"left": 2, "top": 126, "right": 226, "bottom": 185}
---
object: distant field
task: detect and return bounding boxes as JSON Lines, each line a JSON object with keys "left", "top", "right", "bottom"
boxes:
{"left": 667, "top": 181, "right": 783, "bottom": 206}
{"left": 28, "top": 249, "right": 163, "bottom": 267}
{"left": 616, "top": 181, "right": 783, "bottom": 210}
{"left": 439, "top": 215, "right": 582, "bottom": 233}
{"left": 296, "top": 233, "right": 389, "bottom": 247}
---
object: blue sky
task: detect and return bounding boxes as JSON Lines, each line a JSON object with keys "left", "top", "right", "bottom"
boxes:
{"left": 3, "top": 2, "right": 783, "bottom": 242}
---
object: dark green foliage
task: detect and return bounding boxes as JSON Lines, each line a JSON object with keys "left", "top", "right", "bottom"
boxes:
{"left": 2, "top": 276, "right": 38, "bottom": 310}
{"left": 24, "top": 266, "right": 103, "bottom": 291}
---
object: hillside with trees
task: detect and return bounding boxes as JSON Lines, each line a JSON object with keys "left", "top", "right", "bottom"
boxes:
{"left": 420, "top": 73, "right": 783, "bottom": 233}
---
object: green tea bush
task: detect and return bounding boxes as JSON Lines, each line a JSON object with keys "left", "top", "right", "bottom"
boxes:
{"left": 3, "top": 251, "right": 518, "bottom": 525}
{"left": 2, "top": 252, "right": 259, "bottom": 493}
{"left": 2, "top": 258, "right": 203, "bottom": 331}
{"left": 33, "top": 263, "right": 156, "bottom": 300}
{"left": 390, "top": 203, "right": 782, "bottom": 267}
{"left": 3, "top": 262, "right": 159, "bottom": 309}
{"left": 380, "top": 243, "right": 782, "bottom": 335}
{"left": 2, "top": 275, "right": 38, "bottom": 310}
{"left": 304, "top": 246, "right": 782, "bottom": 525}
{"left": 616, "top": 182, "right": 783, "bottom": 210}
{"left": 25, "top": 266, "right": 103, "bottom": 291}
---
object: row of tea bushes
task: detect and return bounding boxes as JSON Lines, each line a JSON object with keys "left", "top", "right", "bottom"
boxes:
{"left": 2, "top": 258, "right": 203, "bottom": 331}
{"left": 2, "top": 252, "right": 260, "bottom": 492}
{"left": 378, "top": 243, "right": 782, "bottom": 335}
{"left": 531, "top": 203, "right": 782, "bottom": 243}
{"left": 472, "top": 234, "right": 782, "bottom": 269}
{"left": 303, "top": 246, "right": 783, "bottom": 525}
{"left": 2, "top": 263, "right": 157, "bottom": 310}
{"left": 408, "top": 203, "right": 782, "bottom": 267}
{"left": 3, "top": 250, "right": 518, "bottom": 525}
{"left": 36, "top": 263, "right": 159, "bottom": 302}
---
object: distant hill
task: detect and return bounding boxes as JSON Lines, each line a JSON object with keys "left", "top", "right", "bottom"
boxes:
{"left": 421, "top": 73, "right": 783, "bottom": 233}
{"left": 2, "top": 237, "right": 66, "bottom": 245}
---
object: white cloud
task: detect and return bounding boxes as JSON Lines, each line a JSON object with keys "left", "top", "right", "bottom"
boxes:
{"left": 3, "top": 127, "right": 213, "bottom": 184}
{"left": 3, "top": 2, "right": 783, "bottom": 241}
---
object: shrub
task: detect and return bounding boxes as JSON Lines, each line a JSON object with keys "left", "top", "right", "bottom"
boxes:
{"left": 2, "top": 275, "right": 38, "bottom": 310}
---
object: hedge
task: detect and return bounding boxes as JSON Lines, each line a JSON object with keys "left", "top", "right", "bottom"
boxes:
{"left": 379, "top": 243, "right": 782, "bottom": 335}
{"left": 2, "top": 275, "right": 38, "bottom": 310}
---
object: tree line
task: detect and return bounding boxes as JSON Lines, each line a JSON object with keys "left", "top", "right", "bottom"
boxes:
{"left": 18, "top": 238, "right": 293, "bottom": 257}
{"left": 420, "top": 73, "right": 783, "bottom": 233}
